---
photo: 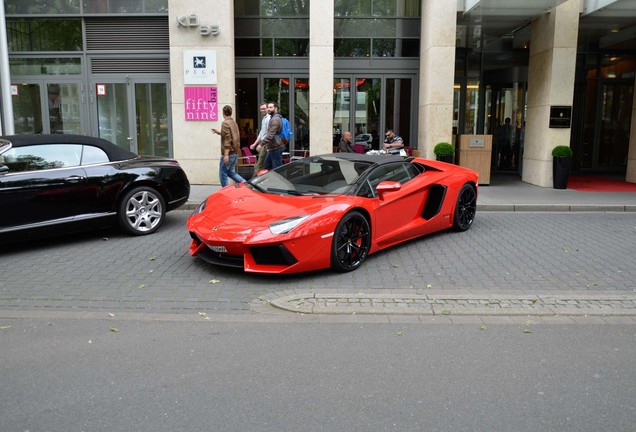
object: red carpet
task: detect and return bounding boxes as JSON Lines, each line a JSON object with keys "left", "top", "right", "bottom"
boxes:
{"left": 568, "top": 176, "right": 636, "bottom": 192}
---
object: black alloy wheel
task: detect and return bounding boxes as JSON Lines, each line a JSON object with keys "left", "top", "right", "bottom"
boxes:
{"left": 118, "top": 186, "right": 166, "bottom": 235}
{"left": 453, "top": 183, "right": 477, "bottom": 231}
{"left": 331, "top": 210, "right": 371, "bottom": 272}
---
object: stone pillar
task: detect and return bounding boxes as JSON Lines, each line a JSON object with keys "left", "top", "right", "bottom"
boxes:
{"left": 626, "top": 74, "right": 636, "bottom": 183}
{"left": 169, "top": 0, "right": 235, "bottom": 184}
{"left": 522, "top": 0, "right": 580, "bottom": 187}
{"left": 417, "top": 0, "right": 457, "bottom": 158}
{"left": 309, "top": 0, "right": 334, "bottom": 156}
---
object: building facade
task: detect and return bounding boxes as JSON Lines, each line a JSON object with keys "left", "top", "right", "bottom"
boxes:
{"left": 1, "top": 0, "right": 635, "bottom": 186}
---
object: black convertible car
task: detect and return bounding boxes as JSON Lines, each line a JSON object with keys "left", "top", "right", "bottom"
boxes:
{"left": 0, "top": 134, "right": 190, "bottom": 243}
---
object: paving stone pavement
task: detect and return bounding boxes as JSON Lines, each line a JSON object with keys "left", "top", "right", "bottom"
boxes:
{"left": 1, "top": 209, "right": 636, "bottom": 322}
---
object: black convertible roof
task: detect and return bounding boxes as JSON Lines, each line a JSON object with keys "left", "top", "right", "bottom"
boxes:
{"left": 319, "top": 152, "right": 406, "bottom": 166}
{"left": 0, "top": 134, "right": 138, "bottom": 161}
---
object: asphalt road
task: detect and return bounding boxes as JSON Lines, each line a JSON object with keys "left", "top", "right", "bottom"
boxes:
{"left": 1, "top": 210, "right": 635, "bottom": 318}
{"left": 1, "top": 319, "right": 634, "bottom": 432}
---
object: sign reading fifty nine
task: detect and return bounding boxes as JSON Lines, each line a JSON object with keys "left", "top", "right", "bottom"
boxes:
{"left": 549, "top": 106, "right": 572, "bottom": 128}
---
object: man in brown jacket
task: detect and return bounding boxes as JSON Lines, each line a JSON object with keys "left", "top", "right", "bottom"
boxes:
{"left": 212, "top": 105, "right": 246, "bottom": 187}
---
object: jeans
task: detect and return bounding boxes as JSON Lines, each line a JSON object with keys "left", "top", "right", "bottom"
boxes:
{"left": 264, "top": 147, "right": 284, "bottom": 170}
{"left": 219, "top": 153, "right": 246, "bottom": 187}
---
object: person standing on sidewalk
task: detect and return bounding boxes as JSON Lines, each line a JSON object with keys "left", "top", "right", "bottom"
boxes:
{"left": 211, "top": 105, "right": 246, "bottom": 187}
{"left": 260, "top": 101, "right": 284, "bottom": 170}
{"left": 249, "top": 101, "right": 270, "bottom": 175}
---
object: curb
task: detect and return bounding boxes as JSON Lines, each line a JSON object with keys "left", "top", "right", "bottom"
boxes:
{"left": 266, "top": 292, "right": 636, "bottom": 317}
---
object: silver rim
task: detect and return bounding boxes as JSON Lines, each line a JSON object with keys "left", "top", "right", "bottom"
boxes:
{"left": 124, "top": 190, "right": 163, "bottom": 232}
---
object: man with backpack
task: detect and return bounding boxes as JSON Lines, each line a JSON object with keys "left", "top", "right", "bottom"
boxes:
{"left": 260, "top": 101, "right": 287, "bottom": 170}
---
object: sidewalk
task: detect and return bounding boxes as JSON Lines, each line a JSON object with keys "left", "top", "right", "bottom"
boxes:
{"left": 184, "top": 174, "right": 636, "bottom": 212}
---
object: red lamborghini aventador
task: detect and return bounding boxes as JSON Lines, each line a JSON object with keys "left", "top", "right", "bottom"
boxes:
{"left": 187, "top": 153, "right": 478, "bottom": 274}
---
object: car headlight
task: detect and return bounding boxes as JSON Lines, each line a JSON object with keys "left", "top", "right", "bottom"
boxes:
{"left": 191, "top": 199, "right": 207, "bottom": 216}
{"left": 269, "top": 215, "right": 310, "bottom": 235}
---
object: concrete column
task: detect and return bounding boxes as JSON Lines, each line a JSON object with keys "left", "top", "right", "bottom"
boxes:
{"left": 169, "top": 0, "right": 235, "bottom": 184}
{"left": 309, "top": 0, "right": 334, "bottom": 156}
{"left": 626, "top": 74, "right": 636, "bottom": 183}
{"left": 417, "top": 0, "right": 457, "bottom": 158}
{"left": 522, "top": 0, "right": 580, "bottom": 187}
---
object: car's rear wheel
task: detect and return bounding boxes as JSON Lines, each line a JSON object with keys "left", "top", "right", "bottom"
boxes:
{"left": 118, "top": 186, "right": 166, "bottom": 235}
{"left": 453, "top": 183, "right": 477, "bottom": 231}
{"left": 331, "top": 211, "right": 371, "bottom": 272}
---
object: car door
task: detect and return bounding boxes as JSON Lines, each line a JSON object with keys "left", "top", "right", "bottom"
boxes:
{"left": 0, "top": 144, "right": 93, "bottom": 231}
{"left": 364, "top": 162, "right": 427, "bottom": 244}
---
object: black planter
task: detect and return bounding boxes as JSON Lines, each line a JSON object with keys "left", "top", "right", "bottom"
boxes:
{"left": 436, "top": 154, "right": 454, "bottom": 163}
{"left": 553, "top": 156, "right": 571, "bottom": 189}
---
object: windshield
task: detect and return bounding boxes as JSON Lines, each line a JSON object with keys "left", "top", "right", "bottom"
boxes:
{"left": 248, "top": 156, "right": 372, "bottom": 195}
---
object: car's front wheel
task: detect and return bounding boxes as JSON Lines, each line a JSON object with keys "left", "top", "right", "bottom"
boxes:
{"left": 453, "top": 183, "right": 477, "bottom": 231}
{"left": 118, "top": 186, "right": 166, "bottom": 235}
{"left": 331, "top": 211, "right": 371, "bottom": 272}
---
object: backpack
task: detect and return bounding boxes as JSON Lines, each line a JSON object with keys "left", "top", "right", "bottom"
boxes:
{"left": 275, "top": 114, "right": 292, "bottom": 145}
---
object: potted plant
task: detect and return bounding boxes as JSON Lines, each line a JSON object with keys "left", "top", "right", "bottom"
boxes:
{"left": 552, "top": 145, "right": 573, "bottom": 189}
{"left": 434, "top": 142, "right": 454, "bottom": 163}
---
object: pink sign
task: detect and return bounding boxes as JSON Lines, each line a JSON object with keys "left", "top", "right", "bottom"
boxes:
{"left": 184, "top": 86, "right": 218, "bottom": 121}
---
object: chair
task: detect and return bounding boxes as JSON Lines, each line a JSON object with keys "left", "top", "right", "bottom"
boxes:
{"left": 237, "top": 147, "right": 256, "bottom": 179}
{"left": 240, "top": 146, "right": 257, "bottom": 165}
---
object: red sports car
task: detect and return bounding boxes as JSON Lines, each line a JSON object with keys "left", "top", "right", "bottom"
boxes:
{"left": 187, "top": 153, "right": 478, "bottom": 274}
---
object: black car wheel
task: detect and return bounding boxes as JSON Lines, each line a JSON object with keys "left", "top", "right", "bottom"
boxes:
{"left": 331, "top": 211, "right": 371, "bottom": 272}
{"left": 118, "top": 186, "right": 166, "bottom": 235}
{"left": 453, "top": 183, "right": 477, "bottom": 231}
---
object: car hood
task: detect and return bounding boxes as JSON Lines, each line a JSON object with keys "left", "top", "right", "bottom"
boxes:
{"left": 195, "top": 183, "right": 351, "bottom": 236}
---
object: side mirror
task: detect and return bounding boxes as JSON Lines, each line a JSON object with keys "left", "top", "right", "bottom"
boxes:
{"left": 376, "top": 181, "right": 401, "bottom": 201}
{"left": 0, "top": 165, "right": 8, "bottom": 174}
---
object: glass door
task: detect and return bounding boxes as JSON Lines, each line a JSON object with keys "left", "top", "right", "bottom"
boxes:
{"left": 263, "top": 76, "right": 309, "bottom": 156}
{"left": 11, "top": 79, "right": 84, "bottom": 135}
{"left": 92, "top": 78, "right": 171, "bottom": 156}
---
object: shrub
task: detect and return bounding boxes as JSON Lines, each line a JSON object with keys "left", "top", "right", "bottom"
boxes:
{"left": 551, "top": 145, "right": 573, "bottom": 158}
{"left": 433, "top": 142, "right": 454, "bottom": 156}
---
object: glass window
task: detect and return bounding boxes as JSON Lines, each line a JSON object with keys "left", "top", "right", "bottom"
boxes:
{"left": 4, "top": 0, "right": 80, "bottom": 14}
{"left": 335, "top": 0, "right": 419, "bottom": 17}
{"left": 385, "top": 78, "right": 412, "bottom": 146}
{"left": 276, "top": 39, "right": 309, "bottom": 57}
{"left": 235, "top": 78, "right": 259, "bottom": 150}
{"left": 355, "top": 78, "right": 381, "bottom": 140}
{"left": 135, "top": 83, "right": 169, "bottom": 158}
{"left": 81, "top": 146, "right": 109, "bottom": 165}
{"left": 359, "top": 162, "right": 415, "bottom": 197}
{"left": 333, "top": 78, "right": 351, "bottom": 146}
{"left": 234, "top": 0, "right": 309, "bottom": 17}
{"left": 12, "top": 84, "right": 42, "bottom": 135}
{"left": 48, "top": 83, "right": 82, "bottom": 134}
{"left": 335, "top": 39, "right": 370, "bottom": 57}
{"left": 83, "top": 0, "right": 168, "bottom": 14}
{"left": 264, "top": 78, "right": 290, "bottom": 117}
{"left": 2, "top": 144, "right": 82, "bottom": 172}
{"left": 7, "top": 19, "right": 82, "bottom": 52}
{"left": 9, "top": 58, "right": 82, "bottom": 76}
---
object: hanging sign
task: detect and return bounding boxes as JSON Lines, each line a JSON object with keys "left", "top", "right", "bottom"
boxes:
{"left": 184, "top": 86, "right": 218, "bottom": 121}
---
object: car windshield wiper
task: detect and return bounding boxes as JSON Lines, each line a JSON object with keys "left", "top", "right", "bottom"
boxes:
{"left": 246, "top": 180, "right": 266, "bottom": 193}
{"left": 267, "top": 188, "right": 303, "bottom": 196}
